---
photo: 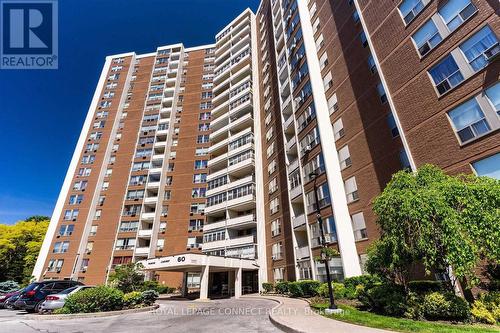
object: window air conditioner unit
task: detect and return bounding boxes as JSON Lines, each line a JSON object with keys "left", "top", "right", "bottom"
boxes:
{"left": 304, "top": 145, "right": 312, "bottom": 153}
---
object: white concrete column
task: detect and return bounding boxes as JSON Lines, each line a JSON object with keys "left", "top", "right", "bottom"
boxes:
{"left": 228, "top": 270, "right": 235, "bottom": 297}
{"left": 235, "top": 267, "right": 242, "bottom": 299}
{"left": 199, "top": 265, "right": 210, "bottom": 300}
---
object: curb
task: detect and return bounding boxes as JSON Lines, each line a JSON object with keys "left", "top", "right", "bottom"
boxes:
{"left": 242, "top": 295, "right": 305, "bottom": 333}
{"left": 25, "top": 304, "right": 159, "bottom": 320}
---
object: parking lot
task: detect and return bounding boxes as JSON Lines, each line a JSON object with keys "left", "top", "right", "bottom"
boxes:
{"left": 0, "top": 298, "right": 283, "bottom": 333}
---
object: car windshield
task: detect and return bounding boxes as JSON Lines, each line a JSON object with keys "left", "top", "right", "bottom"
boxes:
{"left": 59, "top": 286, "right": 78, "bottom": 294}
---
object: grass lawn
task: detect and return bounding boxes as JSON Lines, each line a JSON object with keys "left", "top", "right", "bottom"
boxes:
{"left": 310, "top": 303, "right": 499, "bottom": 333}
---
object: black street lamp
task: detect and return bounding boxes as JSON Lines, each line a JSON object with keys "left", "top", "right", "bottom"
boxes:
{"left": 309, "top": 171, "right": 337, "bottom": 310}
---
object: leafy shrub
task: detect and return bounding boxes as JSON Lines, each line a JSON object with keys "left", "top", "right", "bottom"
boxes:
{"left": 471, "top": 292, "right": 500, "bottom": 324}
{"left": 298, "top": 280, "right": 320, "bottom": 297}
{"left": 123, "top": 291, "right": 143, "bottom": 308}
{"left": 358, "top": 283, "right": 407, "bottom": 317}
{"left": 288, "top": 282, "right": 303, "bottom": 298}
{"left": 422, "top": 292, "right": 470, "bottom": 321}
{"left": 108, "top": 263, "right": 144, "bottom": 293}
{"left": 275, "top": 281, "right": 289, "bottom": 294}
{"left": 262, "top": 282, "right": 273, "bottom": 293}
{"left": 408, "top": 280, "right": 443, "bottom": 294}
{"left": 317, "top": 282, "right": 346, "bottom": 299}
{"left": 404, "top": 292, "right": 425, "bottom": 320}
{"left": 140, "top": 280, "right": 175, "bottom": 294}
{"left": 141, "top": 290, "right": 159, "bottom": 306}
{"left": 63, "top": 286, "right": 124, "bottom": 313}
{"left": 343, "top": 275, "right": 380, "bottom": 299}
{"left": 53, "top": 307, "right": 71, "bottom": 314}
{"left": 471, "top": 300, "right": 496, "bottom": 324}
{"left": 0, "top": 280, "right": 19, "bottom": 294}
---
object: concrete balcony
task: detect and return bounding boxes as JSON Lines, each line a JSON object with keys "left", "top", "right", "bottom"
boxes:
{"left": 202, "top": 234, "right": 255, "bottom": 251}
{"left": 149, "top": 167, "right": 162, "bottom": 174}
{"left": 146, "top": 181, "right": 160, "bottom": 189}
{"left": 138, "top": 229, "right": 153, "bottom": 237}
{"left": 225, "top": 245, "right": 256, "bottom": 259}
{"left": 144, "top": 196, "right": 158, "bottom": 204}
{"left": 141, "top": 212, "right": 156, "bottom": 220}
{"left": 292, "top": 214, "right": 306, "bottom": 229}
{"left": 206, "top": 175, "right": 254, "bottom": 197}
{"left": 134, "top": 247, "right": 150, "bottom": 255}
{"left": 205, "top": 193, "right": 255, "bottom": 215}
{"left": 288, "top": 158, "right": 299, "bottom": 172}
{"left": 285, "top": 136, "right": 296, "bottom": 152}
{"left": 203, "top": 213, "right": 256, "bottom": 232}
{"left": 295, "top": 246, "right": 310, "bottom": 260}
{"left": 289, "top": 185, "right": 302, "bottom": 201}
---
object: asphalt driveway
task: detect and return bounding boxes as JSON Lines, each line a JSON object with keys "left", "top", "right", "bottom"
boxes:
{"left": 0, "top": 298, "right": 283, "bottom": 333}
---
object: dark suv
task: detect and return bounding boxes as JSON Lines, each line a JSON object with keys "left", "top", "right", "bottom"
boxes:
{"left": 15, "top": 280, "right": 83, "bottom": 312}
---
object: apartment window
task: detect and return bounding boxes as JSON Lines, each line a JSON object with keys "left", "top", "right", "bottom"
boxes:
{"left": 94, "top": 210, "right": 102, "bottom": 220}
{"left": 187, "top": 236, "right": 203, "bottom": 248}
{"left": 102, "top": 181, "right": 109, "bottom": 191}
{"left": 297, "top": 103, "right": 316, "bottom": 132}
{"left": 333, "top": 118, "right": 344, "bottom": 141}
{"left": 360, "top": 31, "right": 368, "bottom": 47}
{"left": 126, "top": 189, "right": 144, "bottom": 200}
{"left": 323, "top": 72, "right": 333, "bottom": 91}
{"left": 303, "top": 153, "right": 325, "bottom": 182}
{"left": 78, "top": 168, "right": 91, "bottom": 177}
{"left": 105, "top": 168, "right": 113, "bottom": 177}
{"left": 194, "top": 160, "right": 208, "bottom": 170}
{"left": 197, "top": 135, "right": 210, "bottom": 143}
{"left": 58, "top": 224, "right": 74, "bottom": 236}
{"left": 99, "top": 101, "right": 111, "bottom": 108}
{"left": 53, "top": 241, "right": 69, "bottom": 254}
{"left": 412, "top": 20, "right": 443, "bottom": 57}
{"left": 328, "top": 93, "right": 338, "bottom": 115}
{"left": 265, "top": 113, "right": 272, "bottom": 126}
{"left": 438, "top": 0, "right": 477, "bottom": 32}
{"left": 201, "top": 91, "right": 213, "bottom": 99}
{"left": 191, "top": 188, "right": 206, "bottom": 198}
{"left": 485, "top": 83, "right": 500, "bottom": 115}
{"left": 266, "top": 127, "right": 274, "bottom": 141}
{"left": 272, "top": 242, "right": 283, "bottom": 260}
{"left": 165, "top": 176, "right": 173, "bottom": 186}
{"left": 289, "top": 169, "right": 301, "bottom": 189}
{"left": 202, "top": 83, "right": 213, "bottom": 90}
{"left": 273, "top": 267, "right": 285, "bottom": 282}
{"left": 270, "top": 197, "right": 279, "bottom": 215}
{"left": 472, "top": 153, "right": 499, "bottom": 179}
{"left": 315, "top": 34, "right": 324, "bottom": 51}
{"left": 190, "top": 203, "right": 206, "bottom": 214}
{"left": 89, "top": 225, "right": 98, "bottom": 236}
{"left": 198, "top": 123, "right": 210, "bottom": 131}
{"left": 164, "top": 190, "right": 171, "bottom": 200}
{"left": 345, "top": 177, "right": 359, "bottom": 203}
{"left": 268, "top": 160, "right": 277, "bottom": 175}
{"left": 203, "top": 230, "right": 225, "bottom": 243}
{"left": 81, "top": 155, "right": 95, "bottom": 164}
{"left": 63, "top": 209, "right": 79, "bottom": 221}
{"left": 200, "top": 102, "right": 212, "bottom": 110}
{"left": 47, "top": 259, "right": 64, "bottom": 272}
{"left": 399, "top": 149, "right": 412, "bottom": 170}
{"left": 267, "top": 142, "right": 275, "bottom": 158}
{"left": 312, "top": 17, "right": 320, "bottom": 34}
{"left": 299, "top": 127, "right": 320, "bottom": 154}
{"left": 269, "top": 177, "right": 278, "bottom": 194}
{"left": 156, "top": 239, "right": 164, "bottom": 251}
{"left": 68, "top": 194, "right": 83, "bottom": 205}
{"left": 115, "top": 238, "right": 136, "bottom": 250}
{"left": 387, "top": 113, "right": 400, "bottom": 137}
{"left": 189, "top": 219, "right": 204, "bottom": 231}
{"left": 351, "top": 212, "right": 368, "bottom": 240}
{"left": 319, "top": 52, "right": 328, "bottom": 71}
{"left": 306, "top": 182, "right": 331, "bottom": 213}
{"left": 399, "top": 0, "right": 428, "bottom": 25}
{"left": 86, "top": 143, "right": 99, "bottom": 151}
{"left": 199, "top": 112, "right": 211, "bottom": 120}
{"left": 310, "top": 216, "right": 337, "bottom": 246}
{"left": 73, "top": 180, "right": 88, "bottom": 191}
{"left": 119, "top": 221, "right": 138, "bottom": 232}
{"left": 448, "top": 98, "right": 491, "bottom": 143}
{"left": 195, "top": 147, "right": 209, "bottom": 156}
{"left": 460, "top": 26, "right": 499, "bottom": 72}
{"left": 338, "top": 145, "right": 352, "bottom": 170}
{"left": 193, "top": 173, "right": 207, "bottom": 184}
{"left": 377, "top": 83, "right": 388, "bottom": 103}
{"left": 271, "top": 219, "right": 281, "bottom": 237}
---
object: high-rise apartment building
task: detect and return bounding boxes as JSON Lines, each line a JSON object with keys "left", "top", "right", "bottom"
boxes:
{"left": 34, "top": 0, "right": 498, "bottom": 299}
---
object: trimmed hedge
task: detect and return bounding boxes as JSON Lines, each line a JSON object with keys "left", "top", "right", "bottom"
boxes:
{"left": 275, "top": 281, "right": 289, "bottom": 294}
{"left": 63, "top": 286, "right": 124, "bottom": 313}
{"left": 288, "top": 282, "right": 303, "bottom": 297}
{"left": 262, "top": 282, "right": 273, "bottom": 293}
{"left": 422, "top": 292, "right": 471, "bottom": 321}
{"left": 408, "top": 280, "right": 443, "bottom": 294}
{"left": 123, "top": 291, "right": 143, "bottom": 308}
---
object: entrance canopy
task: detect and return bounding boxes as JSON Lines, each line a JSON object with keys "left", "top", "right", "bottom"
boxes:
{"left": 138, "top": 253, "right": 259, "bottom": 300}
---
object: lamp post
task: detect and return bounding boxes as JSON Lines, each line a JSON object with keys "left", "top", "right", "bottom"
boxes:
{"left": 309, "top": 171, "right": 336, "bottom": 310}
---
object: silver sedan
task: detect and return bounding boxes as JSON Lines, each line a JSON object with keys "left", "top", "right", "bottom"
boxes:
{"left": 39, "top": 285, "right": 94, "bottom": 312}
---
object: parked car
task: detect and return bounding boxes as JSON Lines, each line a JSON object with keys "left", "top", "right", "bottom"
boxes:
{"left": 0, "top": 290, "right": 22, "bottom": 309}
{"left": 15, "top": 280, "right": 83, "bottom": 313}
{"left": 39, "top": 285, "right": 94, "bottom": 313}
{"left": 4, "top": 290, "right": 24, "bottom": 310}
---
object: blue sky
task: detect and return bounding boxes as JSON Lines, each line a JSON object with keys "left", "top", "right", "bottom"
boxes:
{"left": 0, "top": 0, "right": 260, "bottom": 224}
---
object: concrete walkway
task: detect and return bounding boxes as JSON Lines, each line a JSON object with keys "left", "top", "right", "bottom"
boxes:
{"left": 243, "top": 295, "right": 393, "bottom": 333}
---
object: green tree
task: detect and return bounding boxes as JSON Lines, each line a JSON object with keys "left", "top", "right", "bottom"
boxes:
{"left": 108, "top": 263, "right": 145, "bottom": 293}
{"left": 0, "top": 218, "right": 49, "bottom": 284}
{"left": 367, "top": 165, "right": 500, "bottom": 290}
{"left": 25, "top": 215, "right": 50, "bottom": 222}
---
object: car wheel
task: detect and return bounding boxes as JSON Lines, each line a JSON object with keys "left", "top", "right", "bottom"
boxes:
{"left": 34, "top": 302, "right": 43, "bottom": 313}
